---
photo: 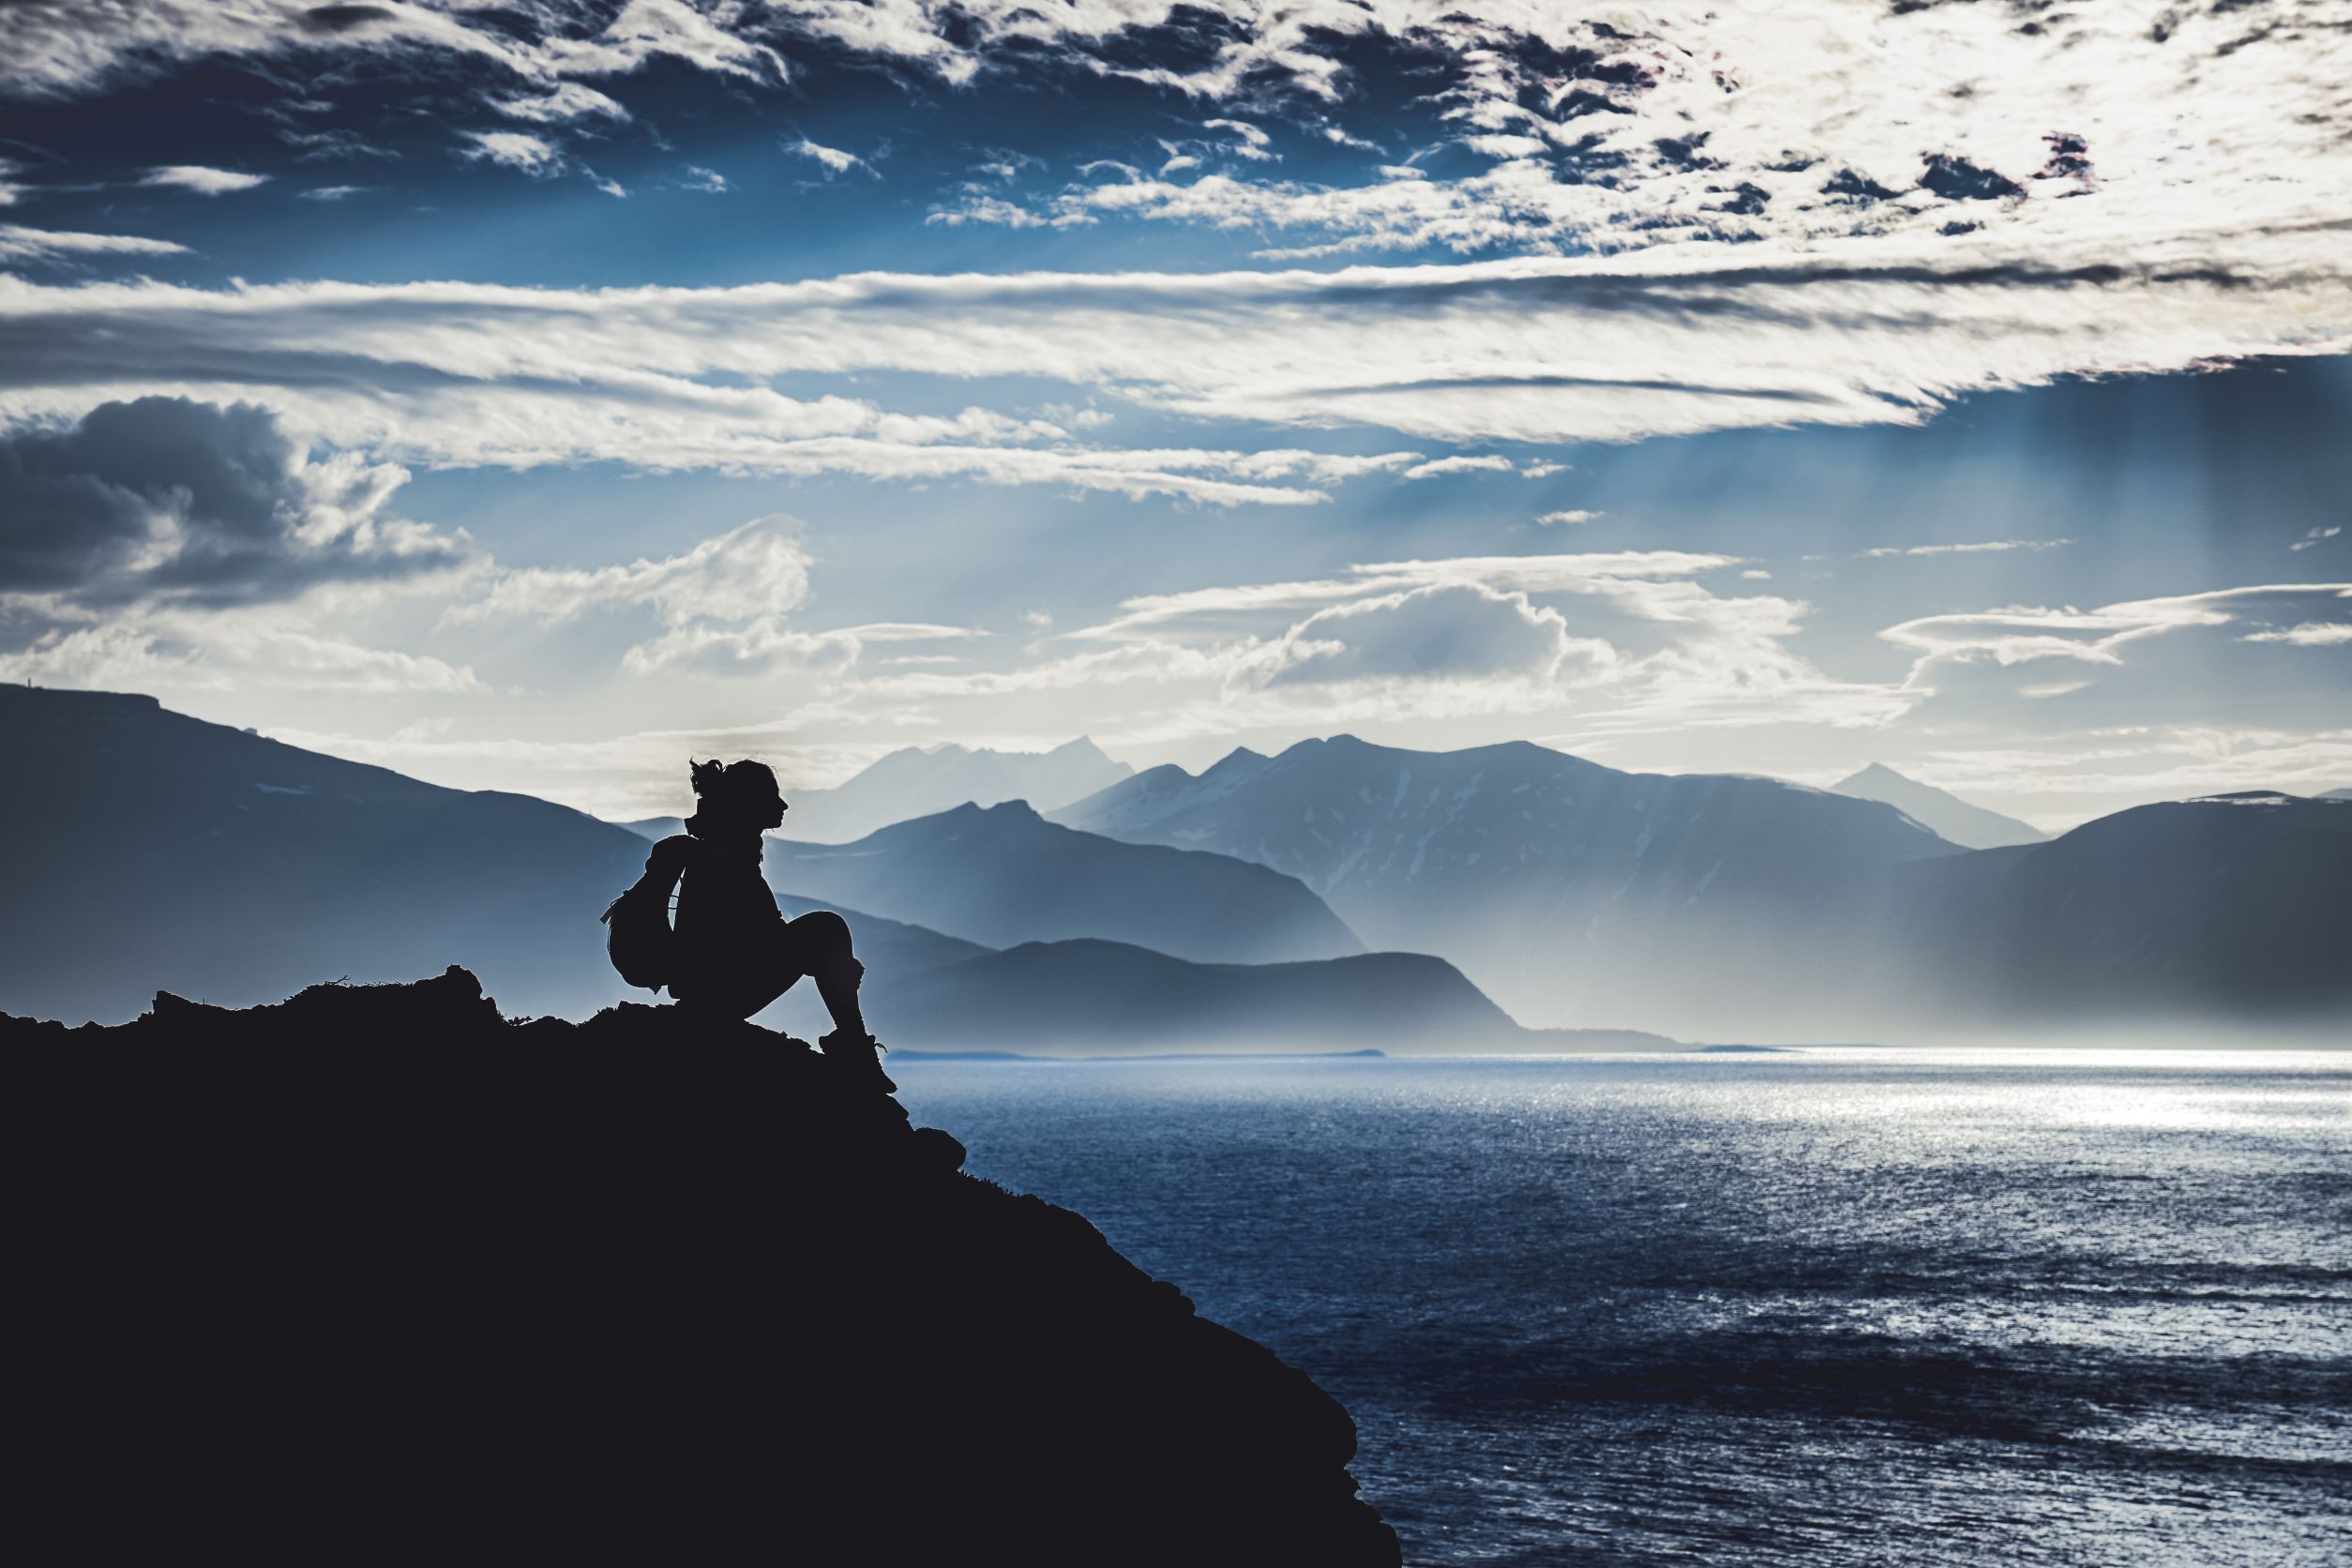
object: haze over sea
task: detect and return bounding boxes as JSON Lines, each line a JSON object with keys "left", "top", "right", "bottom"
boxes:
{"left": 898, "top": 1050, "right": 2351, "bottom": 1567}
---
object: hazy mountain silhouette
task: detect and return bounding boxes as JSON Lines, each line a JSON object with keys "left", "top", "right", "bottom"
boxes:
{"left": 1882, "top": 791, "right": 2352, "bottom": 1024}
{"left": 1054, "top": 735, "right": 1959, "bottom": 1037}
{"left": 3, "top": 969, "right": 1400, "bottom": 1564}
{"left": 751, "top": 738, "right": 1134, "bottom": 842}
{"left": 14, "top": 687, "right": 2342, "bottom": 1044}
{"left": 762, "top": 800, "right": 1364, "bottom": 965}
{"left": 2319, "top": 787, "right": 2352, "bottom": 802}
{"left": 3, "top": 688, "right": 1538, "bottom": 1048}
{"left": 0, "top": 686, "right": 649, "bottom": 1022}
{"left": 1833, "top": 762, "right": 2048, "bottom": 850}
{"left": 889, "top": 939, "right": 1523, "bottom": 1053}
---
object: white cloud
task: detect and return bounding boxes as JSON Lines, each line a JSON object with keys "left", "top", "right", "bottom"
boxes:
{"left": 446, "top": 514, "right": 988, "bottom": 678}
{"left": 448, "top": 514, "right": 815, "bottom": 628}
{"left": 790, "top": 137, "right": 867, "bottom": 176}
{"left": 735, "top": 0, "right": 2352, "bottom": 281}
{"left": 2, "top": 217, "right": 2340, "bottom": 485}
{"left": 0, "top": 0, "right": 784, "bottom": 101}
{"left": 12, "top": 1, "right": 2350, "bottom": 296}
{"left": 1258, "top": 581, "right": 1600, "bottom": 687}
{"left": 1402, "top": 454, "right": 1515, "bottom": 480}
{"left": 1536, "top": 509, "right": 1601, "bottom": 526}
{"left": 620, "top": 617, "right": 978, "bottom": 678}
{"left": 1201, "top": 118, "right": 1275, "bottom": 160}
{"left": 0, "top": 225, "right": 187, "bottom": 264}
{"left": 1858, "top": 538, "right": 2073, "bottom": 559}
{"left": 1884, "top": 583, "right": 2352, "bottom": 671}
{"left": 460, "top": 131, "right": 561, "bottom": 175}
{"left": 297, "top": 185, "right": 367, "bottom": 203}
{"left": 1027, "top": 546, "right": 1907, "bottom": 738}
{"left": 141, "top": 165, "right": 268, "bottom": 195}
{"left": 2241, "top": 622, "right": 2352, "bottom": 647}
{"left": 682, "top": 165, "right": 728, "bottom": 194}
{"left": 619, "top": 617, "right": 858, "bottom": 677}
{"left": 2290, "top": 525, "right": 2342, "bottom": 552}
{"left": 495, "top": 83, "right": 629, "bottom": 124}
{"left": 0, "top": 611, "right": 482, "bottom": 695}
{"left": 1892, "top": 728, "right": 2352, "bottom": 816}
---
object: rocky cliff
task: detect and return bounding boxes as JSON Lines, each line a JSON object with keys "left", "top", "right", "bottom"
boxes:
{"left": 4, "top": 969, "right": 1401, "bottom": 1566}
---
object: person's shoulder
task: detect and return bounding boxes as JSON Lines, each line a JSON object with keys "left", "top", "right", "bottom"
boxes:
{"left": 648, "top": 833, "right": 699, "bottom": 867}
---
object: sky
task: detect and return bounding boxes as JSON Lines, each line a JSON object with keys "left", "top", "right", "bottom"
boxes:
{"left": 1, "top": 0, "right": 2346, "bottom": 829}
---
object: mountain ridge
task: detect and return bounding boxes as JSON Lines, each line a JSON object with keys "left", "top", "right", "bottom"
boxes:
{"left": 762, "top": 798, "right": 1365, "bottom": 966}
{"left": 0, "top": 688, "right": 1503, "bottom": 1050}
{"left": 1880, "top": 790, "right": 2352, "bottom": 1024}
{"left": 759, "top": 738, "right": 1134, "bottom": 843}
{"left": 1832, "top": 762, "right": 2048, "bottom": 850}
{"left": 1054, "top": 733, "right": 1960, "bottom": 1038}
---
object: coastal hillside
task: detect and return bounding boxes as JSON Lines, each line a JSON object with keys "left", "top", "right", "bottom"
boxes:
{"left": 0, "top": 684, "right": 649, "bottom": 1022}
{"left": 3, "top": 969, "right": 1402, "bottom": 1566}
{"left": 888, "top": 938, "right": 1525, "bottom": 1053}
{"left": 1884, "top": 791, "right": 2352, "bottom": 1022}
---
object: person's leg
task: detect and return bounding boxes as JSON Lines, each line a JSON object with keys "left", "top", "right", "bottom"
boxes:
{"left": 785, "top": 911, "right": 867, "bottom": 1038}
{"left": 781, "top": 912, "right": 892, "bottom": 1092}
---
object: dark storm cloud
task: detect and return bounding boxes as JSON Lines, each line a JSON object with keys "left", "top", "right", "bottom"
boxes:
{"left": 0, "top": 398, "right": 469, "bottom": 609}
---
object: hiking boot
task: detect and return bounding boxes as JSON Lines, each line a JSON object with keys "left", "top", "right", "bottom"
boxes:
{"left": 820, "top": 1029, "right": 897, "bottom": 1094}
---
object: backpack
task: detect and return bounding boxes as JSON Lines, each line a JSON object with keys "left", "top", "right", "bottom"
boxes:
{"left": 600, "top": 877, "right": 676, "bottom": 992}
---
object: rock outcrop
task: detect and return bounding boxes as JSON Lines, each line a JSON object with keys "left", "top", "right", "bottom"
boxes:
{"left": 5, "top": 968, "right": 1400, "bottom": 1566}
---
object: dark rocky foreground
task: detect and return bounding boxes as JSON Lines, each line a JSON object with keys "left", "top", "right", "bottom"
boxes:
{"left": 4, "top": 968, "right": 1400, "bottom": 1565}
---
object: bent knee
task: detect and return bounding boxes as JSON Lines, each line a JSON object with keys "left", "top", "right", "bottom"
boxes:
{"left": 790, "top": 910, "right": 853, "bottom": 949}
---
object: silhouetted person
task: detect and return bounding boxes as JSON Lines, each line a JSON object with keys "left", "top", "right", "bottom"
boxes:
{"left": 634, "top": 759, "right": 893, "bottom": 1092}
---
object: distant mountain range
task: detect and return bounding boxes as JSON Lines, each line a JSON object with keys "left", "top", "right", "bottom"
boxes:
{"left": 1881, "top": 792, "right": 2352, "bottom": 1023}
{"left": 0, "top": 686, "right": 647, "bottom": 1024}
{"left": 1832, "top": 763, "right": 2047, "bottom": 851}
{"left": 0, "top": 689, "right": 1481, "bottom": 1050}
{"left": 1055, "top": 737, "right": 2352, "bottom": 1038}
{"left": 8, "top": 687, "right": 2345, "bottom": 1042}
{"left": 678, "top": 739, "right": 1135, "bottom": 844}
{"left": 761, "top": 801, "right": 1362, "bottom": 966}
{"left": 1053, "top": 736, "right": 1960, "bottom": 1037}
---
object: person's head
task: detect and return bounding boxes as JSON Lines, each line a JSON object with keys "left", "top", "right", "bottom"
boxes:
{"left": 686, "top": 758, "right": 787, "bottom": 837}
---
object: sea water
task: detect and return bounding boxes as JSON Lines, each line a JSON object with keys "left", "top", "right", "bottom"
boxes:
{"left": 892, "top": 1050, "right": 2351, "bottom": 1567}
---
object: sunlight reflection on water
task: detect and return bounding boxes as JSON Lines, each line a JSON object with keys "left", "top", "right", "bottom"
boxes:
{"left": 897, "top": 1048, "right": 2352, "bottom": 1567}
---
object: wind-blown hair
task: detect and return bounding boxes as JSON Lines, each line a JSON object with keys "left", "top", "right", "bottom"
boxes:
{"left": 685, "top": 758, "right": 781, "bottom": 838}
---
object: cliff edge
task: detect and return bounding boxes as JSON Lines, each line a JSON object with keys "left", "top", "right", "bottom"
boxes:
{"left": 4, "top": 968, "right": 1401, "bottom": 1565}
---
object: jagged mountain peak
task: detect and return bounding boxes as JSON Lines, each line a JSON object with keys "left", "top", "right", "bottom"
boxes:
{"left": 770, "top": 736, "right": 1135, "bottom": 842}
{"left": 1832, "top": 761, "right": 2046, "bottom": 851}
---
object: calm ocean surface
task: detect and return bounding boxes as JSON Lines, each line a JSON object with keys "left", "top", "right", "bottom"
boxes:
{"left": 892, "top": 1050, "right": 2351, "bottom": 1567}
